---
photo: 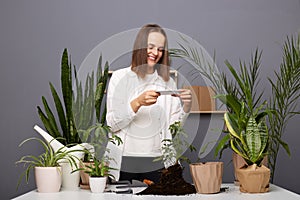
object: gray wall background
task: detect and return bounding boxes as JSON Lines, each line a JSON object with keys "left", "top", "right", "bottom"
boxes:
{"left": 1, "top": 0, "right": 300, "bottom": 199}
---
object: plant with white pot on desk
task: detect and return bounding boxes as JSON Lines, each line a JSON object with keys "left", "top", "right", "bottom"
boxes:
{"left": 74, "top": 154, "right": 116, "bottom": 193}
{"left": 15, "top": 137, "right": 83, "bottom": 193}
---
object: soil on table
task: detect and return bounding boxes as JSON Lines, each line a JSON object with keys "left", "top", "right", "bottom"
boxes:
{"left": 138, "top": 163, "right": 196, "bottom": 195}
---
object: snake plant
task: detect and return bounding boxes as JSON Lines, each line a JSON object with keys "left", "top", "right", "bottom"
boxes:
{"left": 214, "top": 49, "right": 267, "bottom": 159}
{"left": 73, "top": 54, "right": 109, "bottom": 141}
{"left": 223, "top": 100, "right": 269, "bottom": 166}
{"left": 37, "top": 49, "right": 80, "bottom": 145}
{"left": 214, "top": 52, "right": 273, "bottom": 166}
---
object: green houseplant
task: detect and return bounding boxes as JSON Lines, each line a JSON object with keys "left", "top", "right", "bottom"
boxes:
{"left": 171, "top": 40, "right": 264, "bottom": 159}
{"left": 78, "top": 122, "right": 122, "bottom": 189}
{"left": 78, "top": 55, "right": 111, "bottom": 161}
{"left": 75, "top": 55, "right": 122, "bottom": 189}
{"left": 216, "top": 61, "right": 273, "bottom": 193}
{"left": 139, "top": 121, "right": 197, "bottom": 195}
{"left": 36, "top": 49, "right": 92, "bottom": 189}
{"left": 223, "top": 102, "right": 271, "bottom": 193}
{"left": 16, "top": 137, "right": 81, "bottom": 193}
{"left": 172, "top": 41, "right": 270, "bottom": 176}
{"left": 77, "top": 156, "right": 116, "bottom": 193}
{"left": 74, "top": 128, "right": 121, "bottom": 193}
{"left": 213, "top": 50, "right": 264, "bottom": 158}
{"left": 37, "top": 48, "right": 81, "bottom": 145}
{"left": 267, "top": 34, "right": 300, "bottom": 183}
{"left": 172, "top": 33, "right": 300, "bottom": 186}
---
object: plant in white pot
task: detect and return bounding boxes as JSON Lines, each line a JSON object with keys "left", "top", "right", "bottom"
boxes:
{"left": 36, "top": 49, "right": 93, "bottom": 189}
{"left": 75, "top": 155, "right": 116, "bottom": 193}
{"left": 78, "top": 123, "right": 122, "bottom": 190}
{"left": 75, "top": 55, "right": 111, "bottom": 189}
{"left": 16, "top": 137, "right": 81, "bottom": 193}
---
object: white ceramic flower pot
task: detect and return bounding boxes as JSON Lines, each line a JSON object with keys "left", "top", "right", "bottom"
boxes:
{"left": 34, "top": 125, "right": 88, "bottom": 190}
{"left": 89, "top": 176, "right": 107, "bottom": 193}
{"left": 60, "top": 161, "right": 81, "bottom": 190}
{"left": 35, "top": 167, "right": 62, "bottom": 193}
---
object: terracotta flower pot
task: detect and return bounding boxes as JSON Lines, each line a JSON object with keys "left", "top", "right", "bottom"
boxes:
{"left": 236, "top": 164, "right": 270, "bottom": 193}
{"left": 189, "top": 162, "right": 223, "bottom": 194}
{"left": 35, "top": 167, "right": 62, "bottom": 193}
{"left": 79, "top": 162, "right": 93, "bottom": 189}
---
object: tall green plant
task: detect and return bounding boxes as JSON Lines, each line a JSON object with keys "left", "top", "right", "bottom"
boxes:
{"left": 95, "top": 56, "right": 109, "bottom": 124}
{"left": 77, "top": 55, "right": 122, "bottom": 161}
{"left": 268, "top": 34, "right": 300, "bottom": 182}
{"left": 72, "top": 54, "right": 109, "bottom": 133}
{"left": 37, "top": 49, "right": 80, "bottom": 145}
{"left": 171, "top": 39, "right": 266, "bottom": 159}
{"left": 73, "top": 67, "right": 95, "bottom": 131}
{"left": 214, "top": 50, "right": 265, "bottom": 158}
{"left": 214, "top": 52, "right": 273, "bottom": 163}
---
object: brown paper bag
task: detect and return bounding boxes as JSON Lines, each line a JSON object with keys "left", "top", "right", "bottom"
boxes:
{"left": 189, "top": 162, "right": 223, "bottom": 194}
{"left": 236, "top": 164, "right": 270, "bottom": 193}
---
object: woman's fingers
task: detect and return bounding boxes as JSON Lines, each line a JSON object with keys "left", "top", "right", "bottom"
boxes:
{"left": 139, "top": 90, "right": 160, "bottom": 106}
{"left": 175, "top": 89, "right": 192, "bottom": 112}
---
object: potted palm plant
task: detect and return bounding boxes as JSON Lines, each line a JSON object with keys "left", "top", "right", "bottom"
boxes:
{"left": 215, "top": 60, "right": 274, "bottom": 193}
{"left": 267, "top": 34, "right": 300, "bottom": 183}
{"left": 213, "top": 51, "right": 271, "bottom": 185}
{"left": 16, "top": 137, "right": 82, "bottom": 193}
{"left": 172, "top": 34, "right": 299, "bottom": 187}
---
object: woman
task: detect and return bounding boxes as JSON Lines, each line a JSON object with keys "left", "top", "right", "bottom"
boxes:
{"left": 106, "top": 24, "right": 192, "bottom": 183}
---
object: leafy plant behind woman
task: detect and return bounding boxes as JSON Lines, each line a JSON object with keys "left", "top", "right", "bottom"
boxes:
{"left": 268, "top": 34, "right": 300, "bottom": 182}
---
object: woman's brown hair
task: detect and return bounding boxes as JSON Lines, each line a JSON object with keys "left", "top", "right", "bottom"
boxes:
{"left": 131, "top": 24, "right": 170, "bottom": 82}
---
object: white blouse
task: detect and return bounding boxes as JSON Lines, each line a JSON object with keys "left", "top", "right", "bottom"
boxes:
{"left": 105, "top": 67, "right": 188, "bottom": 180}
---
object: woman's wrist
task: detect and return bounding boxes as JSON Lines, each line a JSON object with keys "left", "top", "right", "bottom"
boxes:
{"left": 130, "top": 98, "right": 141, "bottom": 113}
{"left": 183, "top": 104, "right": 191, "bottom": 113}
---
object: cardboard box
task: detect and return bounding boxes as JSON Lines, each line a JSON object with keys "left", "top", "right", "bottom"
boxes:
{"left": 198, "top": 86, "right": 215, "bottom": 111}
{"left": 184, "top": 86, "right": 216, "bottom": 111}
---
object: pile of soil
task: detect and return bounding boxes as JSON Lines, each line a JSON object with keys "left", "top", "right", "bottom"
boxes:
{"left": 138, "top": 163, "right": 196, "bottom": 195}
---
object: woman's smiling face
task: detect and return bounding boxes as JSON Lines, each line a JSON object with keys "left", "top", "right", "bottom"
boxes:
{"left": 147, "top": 32, "right": 165, "bottom": 69}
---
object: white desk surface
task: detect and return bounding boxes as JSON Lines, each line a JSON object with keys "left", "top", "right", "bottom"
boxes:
{"left": 13, "top": 183, "right": 300, "bottom": 200}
